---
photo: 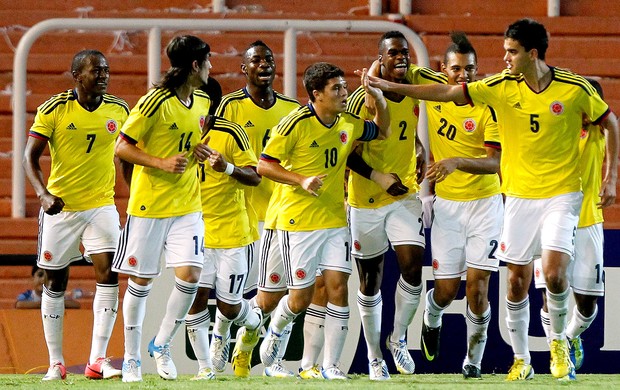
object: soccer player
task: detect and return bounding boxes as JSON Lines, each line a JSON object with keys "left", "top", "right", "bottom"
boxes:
{"left": 23, "top": 50, "right": 128, "bottom": 381}
{"left": 345, "top": 31, "right": 426, "bottom": 380}
{"left": 185, "top": 115, "right": 262, "bottom": 380}
{"left": 257, "top": 62, "right": 390, "bottom": 380}
{"left": 415, "top": 32, "right": 502, "bottom": 380}
{"left": 362, "top": 18, "right": 619, "bottom": 381}
{"left": 534, "top": 78, "right": 612, "bottom": 375}
{"left": 112, "top": 35, "right": 212, "bottom": 382}
{"left": 217, "top": 40, "right": 300, "bottom": 378}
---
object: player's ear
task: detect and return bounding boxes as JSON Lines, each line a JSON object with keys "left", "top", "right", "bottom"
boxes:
{"left": 241, "top": 63, "right": 247, "bottom": 75}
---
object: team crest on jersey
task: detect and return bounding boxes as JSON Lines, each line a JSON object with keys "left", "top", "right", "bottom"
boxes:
{"left": 295, "top": 268, "right": 306, "bottom": 280}
{"left": 354, "top": 240, "right": 361, "bottom": 251}
{"left": 199, "top": 115, "right": 206, "bottom": 129}
{"left": 270, "top": 273, "right": 281, "bottom": 284}
{"left": 580, "top": 128, "right": 588, "bottom": 139}
{"left": 128, "top": 256, "right": 138, "bottom": 267}
{"left": 106, "top": 119, "right": 118, "bottom": 134}
{"left": 432, "top": 259, "right": 439, "bottom": 270}
{"left": 550, "top": 101, "right": 564, "bottom": 115}
{"left": 43, "top": 251, "right": 53, "bottom": 261}
{"left": 463, "top": 118, "right": 476, "bottom": 133}
{"left": 340, "top": 131, "right": 348, "bottom": 144}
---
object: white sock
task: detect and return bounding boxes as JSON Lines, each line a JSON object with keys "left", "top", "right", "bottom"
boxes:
{"left": 393, "top": 277, "right": 422, "bottom": 340}
{"left": 567, "top": 304, "right": 597, "bottom": 339}
{"left": 463, "top": 305, "right": 490, "bottom": 368}
{"left": 540, "top": 308, "right": 551, "bottom": 345}
{"left": 301, "top": 303, "right": 325, "bottom": 370}
{"left": 506, "top": 296, "right": 530, "bottom": 363}
{"left": 275, "top": 321, "right": 294, "bottom": 361}
{"left": 233, "top": 299, "right": 261, "bottom": 330}
{"left": 322, "top": 303, "right": 349, "bottom": 368}
{"left": 546, "top": 288, "right": 570, "bottom": 340}
{"left": 41, "top": 285, "right": 65, "bottom": 365}
{"left": 154, "top": 277, "right": 198, "bottom": 346}
{"left": 270, "top": 295, "right": 297, "bottom": 334}
{"left": 424, "top": 288, "right": 444, "bottom": 329}
{"left": 123, "top": 280, "right": 152, "bottom": 361}
{"left": 89, "top": 283, "right": 119, "bottom": 363}
{"left": 213, "top": 308, "right": 232, "bottom": 340}
{"left": 186, "top": 309, "right": 212, "bottom": 370}
{"left": 357, "top": 290, "right": 382, "bottom": 361}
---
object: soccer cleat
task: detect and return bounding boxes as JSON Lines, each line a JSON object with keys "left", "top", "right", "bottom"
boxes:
{"left": 210, "top": 332, "right": 231, "bottom": 372}
{"left": 568, "top": 336, "right": 584, "bottom": 370}
{"left": 231, "top": 326, "right": 260, "bottom": 377}
{"left": 42, "top": 362, "right": 67, "bottom": 381}
{"left": 191, "top": 367, "right": 216, "bottom": 381}
{"left": 148, "top": 337, "right": 177, "bottom": 380}
{"left": 298, "top": 365, "right": 323, "bottom": 379}
{"left": 462, "top": 364, "right": 482, "bottom": 379}
{"left": 264, "top": 361, "right": 295, "bottom": 377}
{"left": 121, "top": 359, "right": 142, "bottom": 383}
{"left": 505, "top": 358, "right": 534, "bottom": 381}
{"left": 386, "top": 335, "right": 415, "bottom": 374}
{"left": 85, "top": 357, "right": 122, "bottom": 379}
{"left": 321, "top": 365, "right": 348, "bottom": 380}
{"left": 550, "top": 338, "right": 571, "bottom": 378}
{"left": 421, "top": 323, "right": 441, "bottom": 362}
{"left": 368, "top": 358, "right": 390, "bottom": 381}
{"left": 259, "top": 327, "right": 282, "bottom": 367}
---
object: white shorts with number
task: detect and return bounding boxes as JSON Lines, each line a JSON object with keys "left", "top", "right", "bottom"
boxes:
{"left": 112, "top": 212, "right": 204, "bottom": 278}
{"left": 349, "top": 193, "right": 425, "bottom": 259}
{"left": 431, "top": 194, "right": 503, "bottom": 279}
{"left": 199, "top": 245, "right": 252, "bottom": 305}
{"left": 244, "top": 221, "right": 263, "bottom": 294}
{"left": 534, "top": 223, "right": 604, "bottom": 296}
{"left": 258, "top": 228, "right": 286, "bottom": 292}
{"left": 278, "top": 227, "right": 351, "bottom": 290}
{"left": 37, "top": 205, "right": 120, "bottom": 270}
{"left": 497, "top": 192, "right": 582, "bottom": 265}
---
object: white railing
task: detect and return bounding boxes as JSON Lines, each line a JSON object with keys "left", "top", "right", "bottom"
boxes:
{"left": 12, "top": 18, "right": 429, "bottom": 218}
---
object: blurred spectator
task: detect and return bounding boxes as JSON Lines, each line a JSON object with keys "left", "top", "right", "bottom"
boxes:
{"left": 15, "top": 265, "right": 80, "bottom": 309}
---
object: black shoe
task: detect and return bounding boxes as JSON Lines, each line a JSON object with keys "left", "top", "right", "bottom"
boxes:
{"left": 462, "top": 364, "right": 482, "bottom": 379}
{"left": 421, "top": 322, "right": 441, "bottom": 361}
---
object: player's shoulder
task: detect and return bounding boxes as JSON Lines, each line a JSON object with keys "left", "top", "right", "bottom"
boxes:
{"left": 274, "top": 91, "right": 300, "bottom": 106}
{"left": 346, "top": 86, "right": 367, "bottom": 115}
{"left": 37, "top": 89, "right": 76, "bottom": 115}
{"left": 194, "top": 89, "right": 212, "bottom": 101}
{"left": 552, "top": 67, "right": 598, "bottom": 96}
{"left": 210, "top": 116, "right": 251, "bottom": 150}
{"left": 418, "top": 66, "right": 448, "bottom": 84}
{"left": 275, "top": 105, "right": 314, "bottom": 135}
{"left": 138, "top": 88, "right": 176, "bottom": 117}
{"left": 480, "top": 69, "right": 523, "bottom": 87}
{"left": 102, "top": 94, "right": 130, "bottom": 114}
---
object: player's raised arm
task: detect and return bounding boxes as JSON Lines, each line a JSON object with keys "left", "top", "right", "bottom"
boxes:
{"left": 360, "top": 68, "right": 390, "bottom": 139}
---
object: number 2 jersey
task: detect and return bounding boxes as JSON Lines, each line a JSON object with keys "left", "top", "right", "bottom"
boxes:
{"left": 119, "top": 87, "right": 211, "bottom": 218}
{"left": 29, "top": 89, "right": 129, "bottom": 211}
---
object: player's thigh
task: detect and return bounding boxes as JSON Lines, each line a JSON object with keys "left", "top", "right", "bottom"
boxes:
{"left": 258, "top": 228, "right": 287, "bottom": 293}
{"left": 38, "top": 209, "right": 88, "bottom": 269}
{"left": 385, "top": 194, "right": 425, "bottom": 248}
{"left": 318, "top": 227, "right": 353, "bottom": 275}
{"left": 497, "top": 196, "right": 544, "bottom": 265}
{"left": 211, "top": 246, "right": 250, "bottom": 305}
{"left": 349, "top": 206, "right": 389, "bottom": 259}
{"left": 571, "top": 224, "right": 605, "bottom": 296}
{"left": 540, "top": 192, "right": 582, "bottom": 256}
{"left": 278, "top": 229, "right": 322, "bottom": 290}
{"left": 82, "top": 205, "right": 121, "bottom": 255}
{"left": 164, "top": 212, "right": 205, "bottom": 269}
{"left": 431, "top": 197, "right": 467, "bottom": 279}
{"left": 465, "top": 195, "right": 503, "bottom": 272}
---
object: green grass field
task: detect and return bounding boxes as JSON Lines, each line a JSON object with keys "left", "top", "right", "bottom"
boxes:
{"left": 0, "top": 373, "right": 618, "bottom": 389}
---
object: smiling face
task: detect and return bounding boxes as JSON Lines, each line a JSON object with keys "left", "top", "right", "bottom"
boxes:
{"left": 242, "top": 45, "right": 276, "bottom": 88}
{"left": 314, "top": 76, "right": 348, "bottom": 115}
{"left": 379, "top": 37, "right": 409, "bottom": 82}
{"left": 74, "top": 54, "right": 109, "bottom": 96}
{"left": 442, "top": 51, "right": 477, "bottom": 85}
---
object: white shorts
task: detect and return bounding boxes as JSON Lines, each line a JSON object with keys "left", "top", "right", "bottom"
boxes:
{"left": 112, "top": 212, "right": 204, "bottom": 278}
{"left": 497, "top": 192, "right": 582, "bottom": 265}
{"left": 37, "top": 205, "right": 120, "bottom": 270}
{"left": 278, "top": 227, "right": 351, "bottom": 290}
{"left": 534, "top": 223, "right": 604, "bottom": 296}
{"left": 258, "top": 228, "right": 286, "bottom": 292}
{"left": 349, "top": 193, "right": 425, "bottom": 259}
{"left": 199, "top": 245, "right": 252, "bottom": 305}
{"left": 244, "top": 221, "right": 263, "bottom": 294}
{"left": 430, "top": 195, "right": 503, "bottom": 279}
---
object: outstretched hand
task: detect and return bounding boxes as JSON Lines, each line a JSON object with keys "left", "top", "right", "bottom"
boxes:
{"left": 301, "top": 174, "right": 327, "bottom": 197}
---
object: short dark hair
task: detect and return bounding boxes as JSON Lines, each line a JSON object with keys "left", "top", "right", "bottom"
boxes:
{"left": 378, "top": 30, "right": 407, "bottom": 52}
{"left": 585, "top": 77, "right": 604, "bottom": 99}
{"left": 245, "top": 40, "right": 272, "bottom": 54}
{"left": 31, "top": 264, "right": 40, "bottom": 276}
{"left": 156, "top": 35, "right": 211, "bottom": 90}
{"left": 71, "top": 49, "right": 105, "bottom": 73}
{"left": 303, "top": 62, "right": 344, "bottom": 102}
{"left": 444, "top": 31, "right": 477, "bottom": 64}
{"left": 505, "top": 18, "right": 549, "bottom": 60}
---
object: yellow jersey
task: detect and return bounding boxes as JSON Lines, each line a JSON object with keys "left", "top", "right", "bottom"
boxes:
{"left": 578, "top": 123, "right": 605, "bottom": 227}
{"left": 120, "top": 88, "right": 210, "bottom": 218}
{"left": 29, "top": 89, "right": 129, "bottom": 211}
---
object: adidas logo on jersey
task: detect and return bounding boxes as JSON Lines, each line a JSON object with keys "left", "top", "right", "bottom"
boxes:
{"left": 244, "top": 120, "right": 255, "bottom": 127}
{"left": 513, "top": 102, "right": 522, "bottom": 109}
{"left": 433, "top": 105, "right": 441, "bottom": 112}
{"left": 66, "top": 123, "right": 77, "bottom": 130}
{"left": 169, "top": 123, "right": 179, "bottom": 130}
{"left": 309, "top": 140, "right": 320, "bottom": 148}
